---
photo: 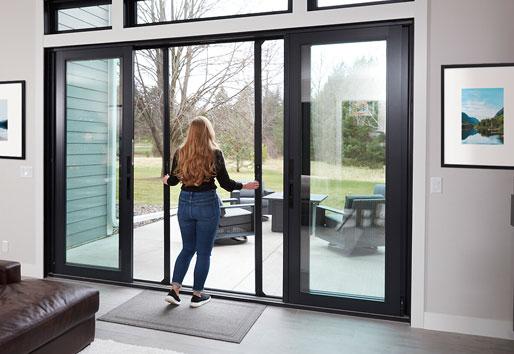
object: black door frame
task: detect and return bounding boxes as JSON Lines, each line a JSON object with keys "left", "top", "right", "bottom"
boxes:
{"left": 45, "top": 20, "right": 412, "bottom": 319}
{"left": 52, "top": 46, "right": 134, "bottom": 282}
{"left": 286, "top": 25, "right": 411, "bottom": 316}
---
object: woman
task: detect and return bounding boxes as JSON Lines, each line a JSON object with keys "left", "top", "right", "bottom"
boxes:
{"left": 162, "top": 116, "right": 259, "bottom": 308}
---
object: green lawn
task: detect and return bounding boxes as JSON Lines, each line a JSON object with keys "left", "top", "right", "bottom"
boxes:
{"left": 133, "top": 157, "right": 384, "bottom": 209}
{"left": 134, "top": 142, "right": 154, "bottom": 157}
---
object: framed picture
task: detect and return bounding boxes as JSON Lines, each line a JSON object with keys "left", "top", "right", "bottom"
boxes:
{"left": 0, "top": 80, "right": 25, "bottom": 159}
{"left": 442, "top": 64, "right": 514, "bottom": 169}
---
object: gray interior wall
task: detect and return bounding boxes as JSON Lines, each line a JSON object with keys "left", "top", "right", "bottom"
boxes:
{"left": 0, "top": 1, "right": 44, "bottom": 276}
{"left": 426, "top": 0, "right": 514, "bottom": 325}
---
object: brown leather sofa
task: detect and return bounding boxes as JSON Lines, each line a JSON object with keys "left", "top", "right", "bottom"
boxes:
{"left": 0, "top": 260, "right": 99, "bottom": 354}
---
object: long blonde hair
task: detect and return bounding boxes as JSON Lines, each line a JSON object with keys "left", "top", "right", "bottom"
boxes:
{"left": 175, "top": 116, "right": 219, "bottom": 187}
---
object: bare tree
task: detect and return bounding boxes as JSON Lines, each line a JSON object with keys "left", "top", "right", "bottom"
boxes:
{"left": 134, "top": 0, "right": 285, "bottom": 175}
{"left": 210, "top": 86, "right": 254, "bottom": 172}
{"left": 134, "top": 0, "right": 254, "bottom": 164}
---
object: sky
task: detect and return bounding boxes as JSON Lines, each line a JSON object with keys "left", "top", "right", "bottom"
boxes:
{"left": 0, "top": 100, "right": 7, "bottom": 122}
{"left": 310, "top": 40, "right": 387, "bottom": 99}
{"left": 462, "top": 88, "right": 504, "bottom": 120}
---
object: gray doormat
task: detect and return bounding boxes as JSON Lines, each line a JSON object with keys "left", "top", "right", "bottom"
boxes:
{"left": 99, "top": 290, "right": 266, "bottom": 343}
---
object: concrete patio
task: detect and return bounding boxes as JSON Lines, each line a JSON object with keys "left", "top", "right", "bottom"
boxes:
{"left": 67, "top": 215, "right": 385, "bottom": 299}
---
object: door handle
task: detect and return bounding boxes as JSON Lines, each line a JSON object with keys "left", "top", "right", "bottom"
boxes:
{"left": 288, "top": 182, "right": 294, "bottom": 208}
{"left": 255, "top": 163, "right": 262, "bottom": 193}
{"left": 288, "top": 159, "right": 294, "bottom": 208}
{"left": 126, "top": 155, "right": 132, "bottom": 199}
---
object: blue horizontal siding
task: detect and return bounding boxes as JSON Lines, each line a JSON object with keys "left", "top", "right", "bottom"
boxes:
{"left": 71, "top": 60, "right": 109, "bottom": 73}
{"left": 67, "top": 155, "right": 108, "bottom": 167}
{"left": 67, "top": 216, "right": 107, "bottom": 235}
{"left": 67, "top": 175, "right": 109, "bottom": 190}
{"left": 66, "top": 58, "right": 116, "bottom": 247}
{"left": 67, "top": 97, "right": 109, "bottom": 113}
{"left": 67, "top": 205, "right": 109, "bottom": 224}
{"left": 67, "top": 195, "right": 108, "bottom": 213}
{"left": 67, "top": 131, "right": 108, "bottom": 144}
{"left": 67, "top": 165, "right": 109, "bottom": 178}
{"left": 67, "top": 86, "right": 109, "bottom": 103}
{"left": 67, "top": 143, "right": 108, "bottom": 155}
{"left": 58, "top": 6, "right": 111, "bottom": 31}
{"left": 67, "top": 109, "right": 110, "bottom": 123}
{"left": 66, "top": 226, "right": 109, "bottom": 248}
{"left": 67, "top": 185, "right": 107, "bottom": 202}
{"left": 67, "top": 120, "right": 108, "bottom": 134}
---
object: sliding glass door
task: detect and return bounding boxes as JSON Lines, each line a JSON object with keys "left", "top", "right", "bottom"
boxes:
{"left": 53, "top": 47, "right": 134, "bottom": 282}
{"left": 131, "top": 39, "right": 286, "bottom": 298}
{"left": 48, "top": 23, "right": 411, "bottom": 317}
{"left": 286, "top": 25, "right": 410, "bottom": 316}
{"left": 132, "top": 48, "right": 165, "bottom": 283}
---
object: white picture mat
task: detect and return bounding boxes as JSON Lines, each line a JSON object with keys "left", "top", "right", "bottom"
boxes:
{"left": 444, "top": 66, "right": 514, "bottom": 167}
{"left": 0, "top": 83, "right": 23, "bottom": 158}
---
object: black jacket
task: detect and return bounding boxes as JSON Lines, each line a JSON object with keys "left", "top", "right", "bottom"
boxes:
{"left": 168, "top": 149, "right": 243, "bottom": 192}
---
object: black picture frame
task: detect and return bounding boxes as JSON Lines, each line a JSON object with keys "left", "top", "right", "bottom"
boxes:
{"left": 441, "top": 63, "right": 514, "bottom": 170}
{"left": 0, "top": 80, "right": 26, "bottom": 160}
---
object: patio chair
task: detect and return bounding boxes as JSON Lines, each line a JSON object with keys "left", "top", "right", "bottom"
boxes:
{"left": 314, "top": 184, "right": 386, "bottom": 255}
{"left": 215, "top": 198, "right": 255, "bottom": 243}
{"left": 230, "top": 184, "right": 274, "bottom": 220}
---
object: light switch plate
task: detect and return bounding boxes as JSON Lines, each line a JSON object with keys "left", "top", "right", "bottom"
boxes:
{"left": 20, "top": 166, "right": 33, "bottom": 178}
{"left": 430, "top": 177, "right": 443, "bottom": 194}
{"left": 1, "top": 240, "right": 9, "bottom": 253}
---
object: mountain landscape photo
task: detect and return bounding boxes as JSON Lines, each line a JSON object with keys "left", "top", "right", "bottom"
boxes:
{"left": 461, "top": 88, "right": 504, "bottom": 145}
{"left": 0, "top": 99, "right": 7, "bottom": 141}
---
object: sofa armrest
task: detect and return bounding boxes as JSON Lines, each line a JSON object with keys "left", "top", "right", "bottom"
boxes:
{"left": 0, "top": 260, "right": 21, "bottom": 285}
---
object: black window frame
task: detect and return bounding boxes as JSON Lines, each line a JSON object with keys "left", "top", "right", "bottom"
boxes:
{"left": 124, "top": 0, "right": 293, "bottom": 28}
{"left": 45, "top": 0, "right": 113, "bottom": 34}
{"left": 307, "top": 0, "right": 413, "bottom": 11}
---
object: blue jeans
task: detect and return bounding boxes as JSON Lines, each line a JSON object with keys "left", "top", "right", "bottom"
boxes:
{"left": 172, "top": 190, "right": 221, "bottom": 292}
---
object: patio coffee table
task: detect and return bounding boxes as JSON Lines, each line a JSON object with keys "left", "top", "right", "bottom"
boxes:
{"left": 263, "top": 192, "right": 327, "bottom": 233}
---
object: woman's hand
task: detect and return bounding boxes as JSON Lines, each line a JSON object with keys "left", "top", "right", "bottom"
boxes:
{"left": 162, "top": 174, "right": 170, "bottom": 186}
{"left": 242, "top": 181, "right": 259, "bottom": 190}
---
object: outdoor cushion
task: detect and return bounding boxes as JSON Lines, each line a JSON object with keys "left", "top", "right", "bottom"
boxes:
{"left": 219, "top": 207, "right": 252, "bottom": 227}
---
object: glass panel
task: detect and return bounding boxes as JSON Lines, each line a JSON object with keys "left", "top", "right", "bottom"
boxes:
{"left": 317, "top": 0, "right": 397, "bottom": 7}
{"left": 57, "top": 5, "right": 111, "bottom": 31}
{"left": 300, "top": 41, "right": 387, "bottom": 300}
{"left": 133, "top": 49, "right": 165, "bottom": 281}
{"left": 136, "top": 0, "right": 288, "bottom": 24}
{"left": 261, "top": 39, "right": 284, "bottom": 297}
{"left": 168, "top": 42, "right": 255, "bottom": 294}
{"left": 65, "top": 58, "right": 122, "bottom": 269}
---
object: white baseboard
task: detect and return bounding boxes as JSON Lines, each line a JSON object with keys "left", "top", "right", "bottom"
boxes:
{"left": 424, "top": 312, "right": 514, "bottom": 340}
